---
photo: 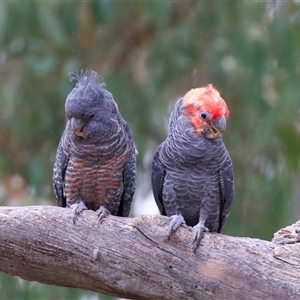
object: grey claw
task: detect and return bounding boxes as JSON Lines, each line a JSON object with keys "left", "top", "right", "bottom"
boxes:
{"left": 96, "top": 206, "right": 110, "bottom": 223}
{"left": 192, "top": 223, "right": 209, "bottom": 251}
{"left": 167, "top": 214, "right": 185, "bottom": 240}
{"left": 71, "top": 201, "right": 87, "bottom": 224}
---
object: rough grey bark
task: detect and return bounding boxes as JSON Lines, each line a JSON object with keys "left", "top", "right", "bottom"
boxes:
{"left": 0, "top": 206, "right": 299, "bottom": 300}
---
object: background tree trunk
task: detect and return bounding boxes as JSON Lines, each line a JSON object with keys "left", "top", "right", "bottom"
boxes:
{"left": 0, "top": 206, "right": 299, "bottom": 300}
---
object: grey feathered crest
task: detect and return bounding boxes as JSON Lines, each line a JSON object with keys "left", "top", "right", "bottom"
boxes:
{"left": 66, "top": 69, "right": 118, "bottom": 114}
{"left": 67, "top": 69, "right": 108, "bottom": 106}
{"left": 69, "top": 69, "right": 106, "bottom": 89}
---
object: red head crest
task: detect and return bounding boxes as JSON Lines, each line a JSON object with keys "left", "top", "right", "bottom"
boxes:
{"left": 182, "top": 84, "right": 229, "bottom": 137}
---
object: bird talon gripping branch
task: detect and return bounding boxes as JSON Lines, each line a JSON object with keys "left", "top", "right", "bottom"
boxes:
{"left": 96, "top": 206, "right": 111, "bottom": 223}
{"left": 167, "top": 214, "right": 186, "bottom": 240}
{"left": 53, "top": 70, "right": 137, "bottom": 223}
{"left": 192, "top": 224, "right": 209, "bottom": 251}
{"left": 152, "top": 84, "right": 234, "bottom": 250}
{"left": 71, "top": 200, "right": 88, "bottom": 224}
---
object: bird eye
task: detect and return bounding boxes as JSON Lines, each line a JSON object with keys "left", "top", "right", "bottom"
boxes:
{"left": 200, "top": 112, "right": 208, "bottom": 119}
{"left": 89, "top": 113, "right": 94, "bottom": 119}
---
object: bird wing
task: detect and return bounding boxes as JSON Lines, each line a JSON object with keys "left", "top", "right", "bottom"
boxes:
{"left": 117, "top": 122, "right": 137, "bottom": 217}
{"left": 218, "top": 153, "right": 234, "bottom": 232}
{"left": 151, "top": 143, "right": 167, "bottom": 215}
{"left": 53, "top": 130, "right": 69, "bottom": 207}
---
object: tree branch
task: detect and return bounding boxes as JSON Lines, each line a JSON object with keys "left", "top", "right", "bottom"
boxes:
{"left": 0, "top": 206, "right": 299, "bottom": 300}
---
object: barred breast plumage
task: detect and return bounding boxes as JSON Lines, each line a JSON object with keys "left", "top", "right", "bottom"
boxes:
{"left": 152, "top": 85, "right": 234, "bottom": 250}
{"left": 53, "top": 70, "right": 136, "bottom": 223}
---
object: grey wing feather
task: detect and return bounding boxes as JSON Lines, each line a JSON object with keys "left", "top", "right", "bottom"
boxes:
{"left": 53, "top": 131, "right": 68, "bottom": 207}
{"left": 118, "top": 145, "right": 136, "bottom": 217}
{"left": 118, "top": 122, "right": 137, "bottom": 217}
{"left": 218, "top": 153, "right": 234, "bottom": 232}
{"left": 151, "top": 143, "right": 167, "bottom": 215}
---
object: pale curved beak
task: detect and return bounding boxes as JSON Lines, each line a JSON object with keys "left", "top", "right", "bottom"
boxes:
{"left": 71, "top": 117, "right": 85, "bottom": 137}
{"left": 206, "top": 115, "right": 226, "bottom": 139}
{"left": 212, "top": 114, "right": 226, "bottom": 133}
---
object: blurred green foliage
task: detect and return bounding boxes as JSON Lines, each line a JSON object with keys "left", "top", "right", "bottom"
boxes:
{"left": 0, "top": 272, "right": 114, "bottom": 300}
{"left": 0, "top": 1, "right": 300, "bottom": 299}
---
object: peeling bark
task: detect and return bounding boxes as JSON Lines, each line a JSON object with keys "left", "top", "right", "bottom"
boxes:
{"left": 0, "top": 206, "right": 299, "bottom": 300}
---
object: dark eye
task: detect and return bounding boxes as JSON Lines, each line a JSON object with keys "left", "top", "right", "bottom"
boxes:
{"left": 200, "top": 112, "right": 208, "bottom": 119}
{"left": 89, "top": 113, "right": 94, "bottom": 119}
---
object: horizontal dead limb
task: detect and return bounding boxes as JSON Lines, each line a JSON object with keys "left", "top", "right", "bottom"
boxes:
{"left": 0, "top": 206, "right": 299, "bottom": 300}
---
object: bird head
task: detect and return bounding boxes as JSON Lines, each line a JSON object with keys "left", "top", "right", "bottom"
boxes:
{"left": 182, "top": 84, "right": 229, "bottom": 139}
{"left": 64, "top": 70, "right": 118, "bottom": 139}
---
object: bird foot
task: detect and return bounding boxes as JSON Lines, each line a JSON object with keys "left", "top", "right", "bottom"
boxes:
{"left": 192, "top": 223, "right": 209, "bottom": 251}
{"left": 71, "top": 201, "right": 87, "bottom": 224}
{"left": 96, "top": 206, "right": 110, "bottom": 223}
{"left": 167, "top": 214, "right": 186, "bottom": 240}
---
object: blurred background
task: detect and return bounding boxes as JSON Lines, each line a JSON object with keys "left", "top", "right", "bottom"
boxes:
{"left": 0, "top": 1, "right": 300, "bottom": 299}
